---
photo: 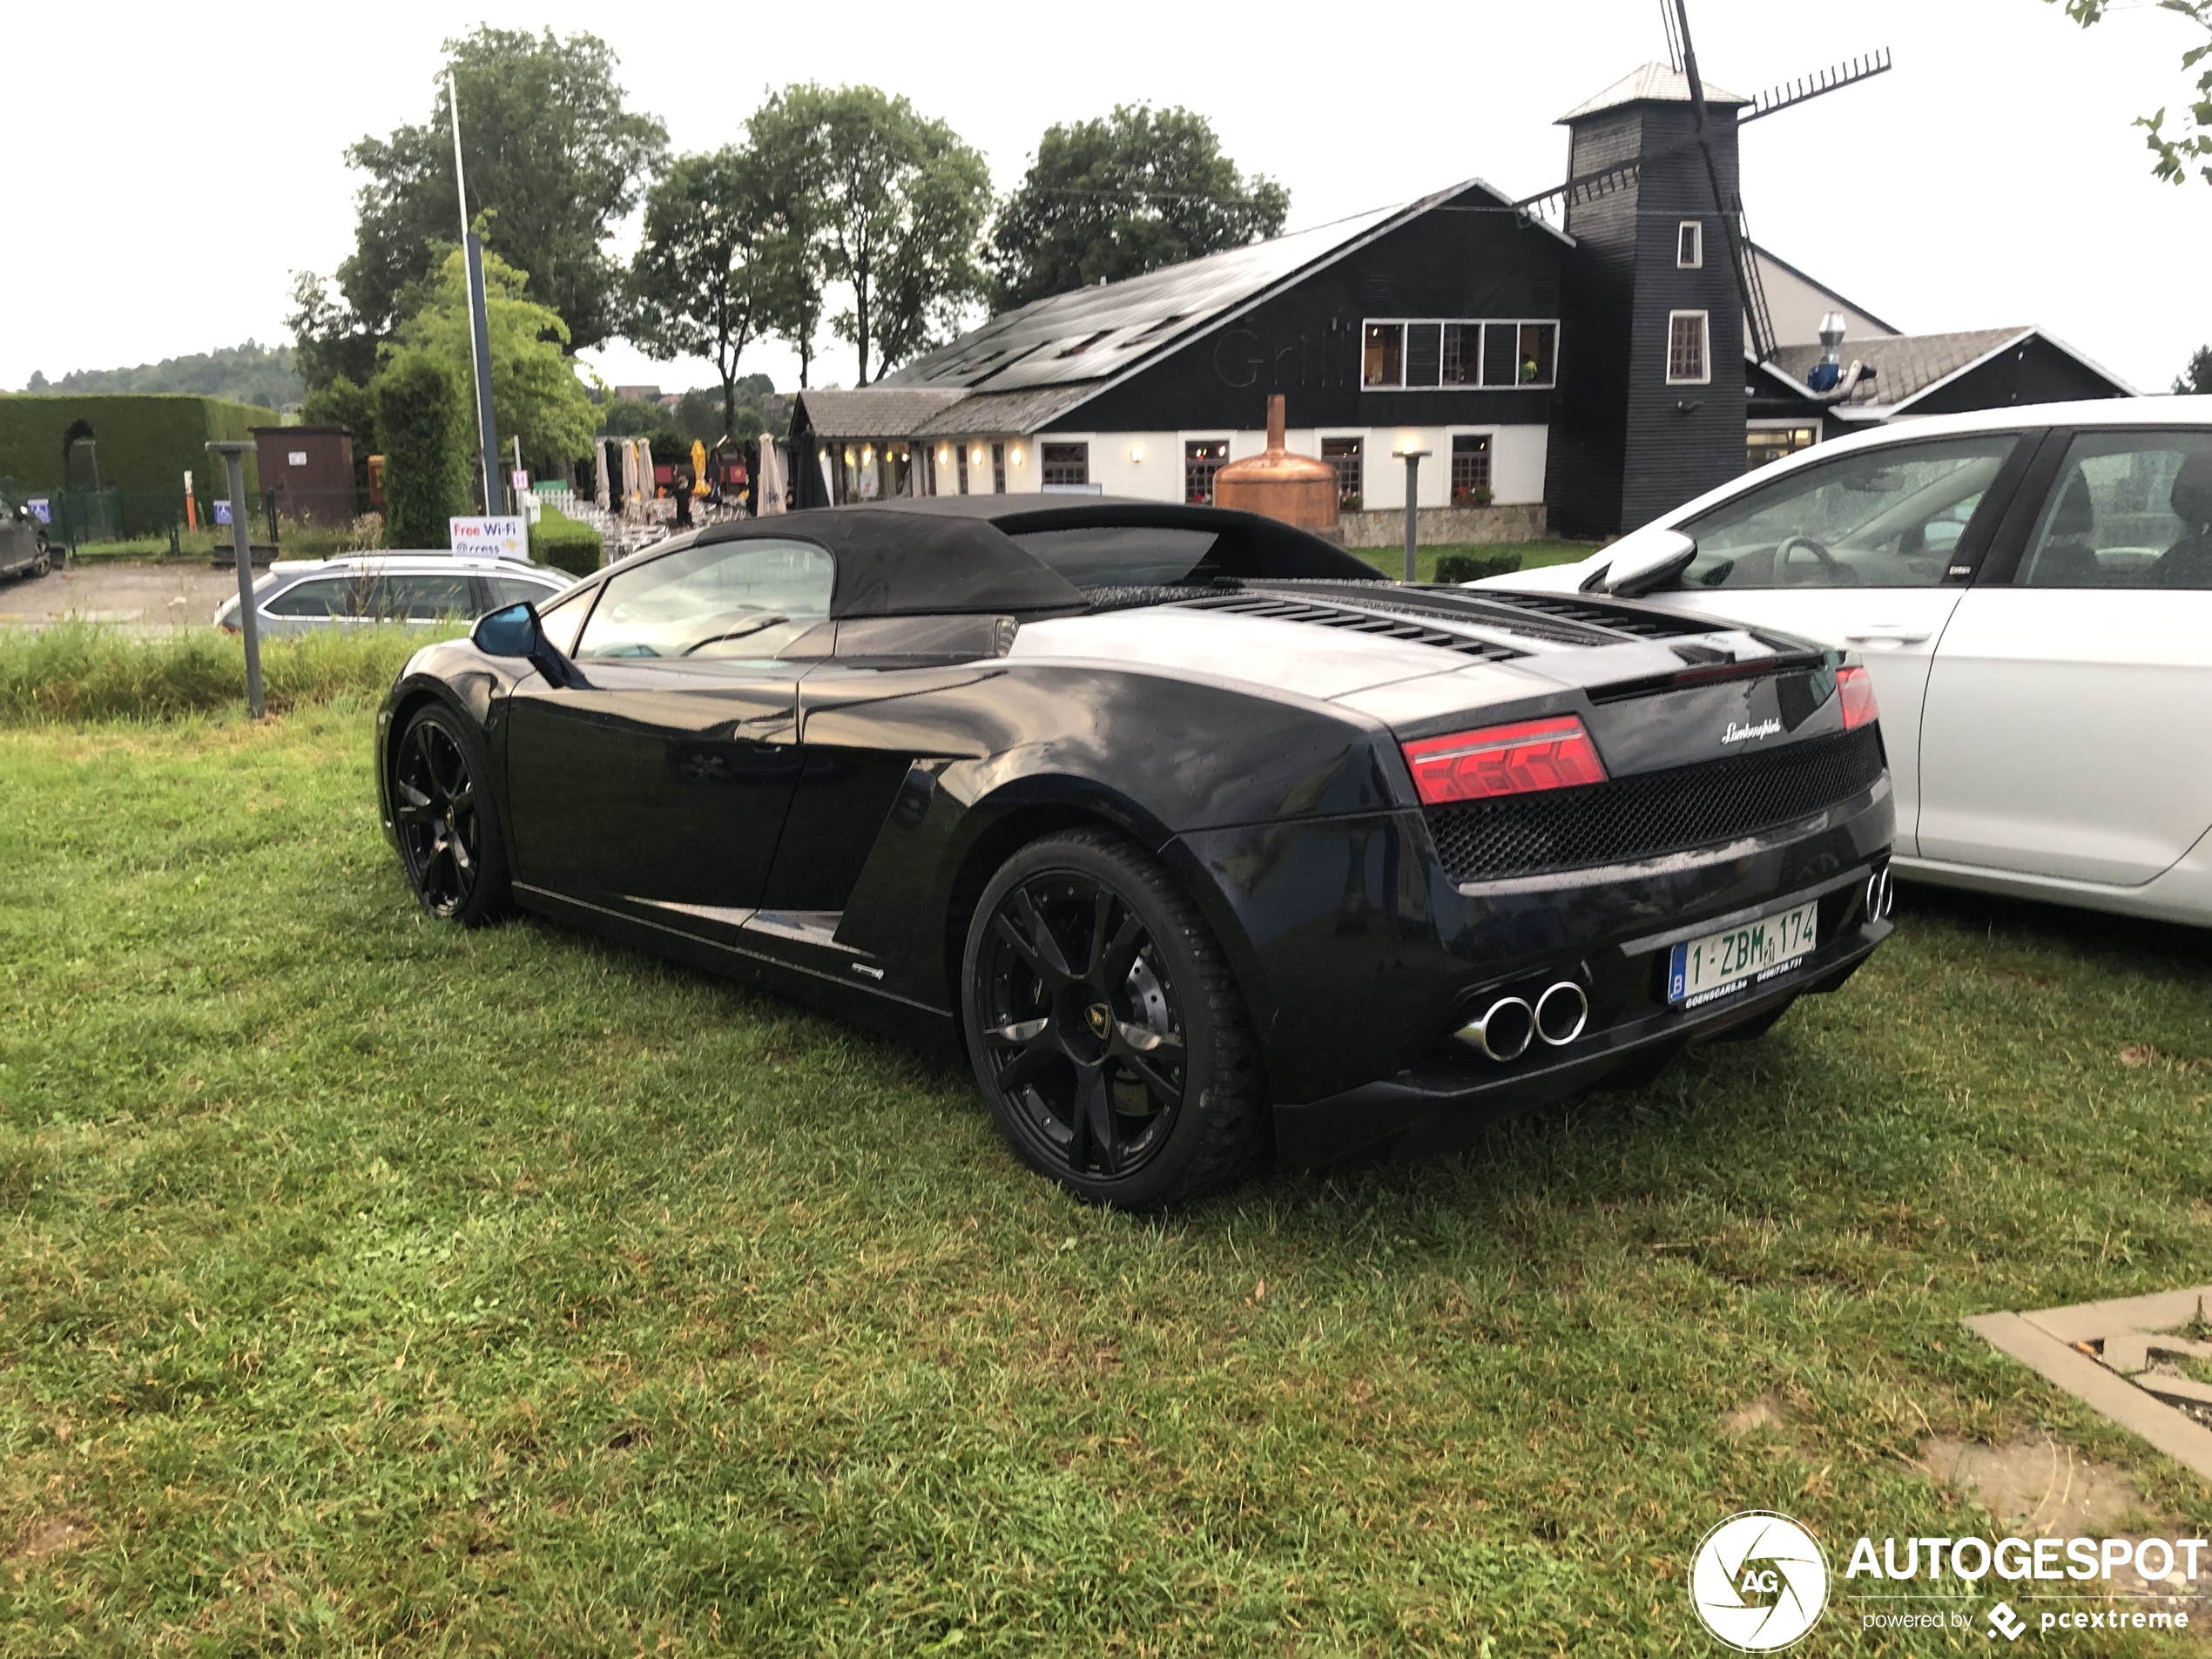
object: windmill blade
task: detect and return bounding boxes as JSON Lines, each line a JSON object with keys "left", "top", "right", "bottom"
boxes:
{"left": 1668, "top": 1, "right": 1777, "bottom": 360}
{"left": 1514, "top": 158, "right": 1642, "bottom": 215}
{"left": 1739, "top": 50, "right": 1894, "bottom": 125}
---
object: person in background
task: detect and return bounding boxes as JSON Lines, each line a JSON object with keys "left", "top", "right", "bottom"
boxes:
{"left": 671, "top": 468, "right": 694, "bottom": 528}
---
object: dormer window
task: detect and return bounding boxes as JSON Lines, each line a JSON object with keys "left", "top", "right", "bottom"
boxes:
{"left": 1676, "top": 220, "right": 1703, "bottom": 269}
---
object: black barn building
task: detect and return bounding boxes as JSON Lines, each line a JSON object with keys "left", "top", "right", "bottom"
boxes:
{"left": 791, "top": 64, "right": 2134, "bottom": 541}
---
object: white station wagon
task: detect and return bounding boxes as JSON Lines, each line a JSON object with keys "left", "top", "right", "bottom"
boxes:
{"left": 215, "top": 556, "right": 575, "bottom": 637}
{"left": 1478, "top": 398, "right": 2212, "bottom": 927}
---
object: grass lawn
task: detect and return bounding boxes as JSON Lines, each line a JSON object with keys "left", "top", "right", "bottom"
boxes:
{"left": 6, "top": 701, "right": 2212, "bottom": 1654}
{"left": 1349, "top": 540, "right": 1598, "bottom": 584}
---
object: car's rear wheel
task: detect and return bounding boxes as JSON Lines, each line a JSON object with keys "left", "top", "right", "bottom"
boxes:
{"left": 961, "top": 830, "right": 1263, "bottom": 1209}
{"left": 394, "top": 705, "right": 510, "bottom": 926}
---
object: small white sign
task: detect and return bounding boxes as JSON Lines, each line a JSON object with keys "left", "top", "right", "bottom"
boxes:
{"left": 287, "top": 450, "right": 308, "bottom": 468}
{"left": 448, "top": 515, "right": 528, "bottom": 560}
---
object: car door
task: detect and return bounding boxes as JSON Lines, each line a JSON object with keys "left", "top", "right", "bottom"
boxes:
{"left": 382, "top": 570, "right": 476, "bottom": 629}
{"left": 260, "top": 574, "right": 368, "bottom": 635}
{"left": 502, "top": 536, "right": 836, "bottom": 933}
{"left": 1641, "top": 430, "right": 2032, "bottom": 856}
{"left": 1916, "top": 427, "right": 2212, "bottom": 885}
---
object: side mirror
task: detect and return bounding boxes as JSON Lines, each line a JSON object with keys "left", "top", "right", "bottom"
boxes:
{"left": 1595, "top": 529, "right": 1698, "bottom": 597}
{"left": 471, "top": 600, "right": 571, "bottom": 685}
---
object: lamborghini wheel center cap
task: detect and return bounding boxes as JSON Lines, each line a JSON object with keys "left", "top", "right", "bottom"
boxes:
{"left": 1085, "top": 1002, "right": 1111, "bottom": 1038}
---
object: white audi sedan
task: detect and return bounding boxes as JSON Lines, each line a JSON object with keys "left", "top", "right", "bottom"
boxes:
{"left": 1474, "top": 398, "right": 2212, "bottom": 927}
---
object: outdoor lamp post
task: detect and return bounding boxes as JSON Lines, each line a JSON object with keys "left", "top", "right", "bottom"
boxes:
{"left": 1399, "top": 448, "right": 1431, "bottom": 583}
{"left": 207, "top": 440, "right": 264, "bottom": 718}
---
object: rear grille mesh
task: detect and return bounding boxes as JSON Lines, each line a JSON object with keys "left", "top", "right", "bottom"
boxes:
{"left": 1426, "top": 725, "right": 1886, "bottom": 882}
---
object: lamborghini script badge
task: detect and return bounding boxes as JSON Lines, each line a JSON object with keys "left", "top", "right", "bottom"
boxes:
{"left": 1723, "top": 718, "right": 1782, "bottom": 745}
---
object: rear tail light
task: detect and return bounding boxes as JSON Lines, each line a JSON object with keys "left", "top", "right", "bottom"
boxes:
{"left": 1402, "top": 716, "right": 1608, "bottom": 806}
{"left": 1837, "top": 665, "right": 1878, "bottom": 731}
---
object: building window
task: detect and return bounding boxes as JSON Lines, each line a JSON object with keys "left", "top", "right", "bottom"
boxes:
{"left": 1185, "top": 439, "right": 1230, "bottom": 504}
{"left": 991, "top": 442, "right": 1007, "bottom": 494}
{"left": 1746, "top": 425, "right": 1817, "bottom": 469}
{"left": 1041, "top": 442, "right": 1089, "bottom": 488}
{"left": 1450, "top": 435, "right": 1492, "bottom": 504}
{"left": 1322, "top": 436, "right": 1364, "bottom": 508}
{"left": 1362, "top": 324, "right": 1402, "bottom": 388}
{"left": 1441, "top": 324, "right": 1480, "bottom": 386}
{"left": 1667, "top": 311, "right": 1710, "bottom": 384}
{"left": 1677, "top": 220, "right": 1703, "bottom": 268}
{"left": 957, "top": 443, "right": 969, "bottom": 495}
{"left": 1365, "top": 319, "right": 1559, "bottom": 389}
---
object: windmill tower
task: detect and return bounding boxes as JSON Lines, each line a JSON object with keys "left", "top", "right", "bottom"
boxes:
{"left": 1535, "top": 2, "right": 1891, "bottom": 537}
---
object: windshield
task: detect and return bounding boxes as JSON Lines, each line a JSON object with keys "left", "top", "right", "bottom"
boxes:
{"left": 573, "top": 538, "right": 833, "bottom": 660}
{"left": 1675, "top": 435, "right": 2018, "bottom": 590}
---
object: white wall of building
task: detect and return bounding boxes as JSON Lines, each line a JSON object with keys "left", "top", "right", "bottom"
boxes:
{"left": 982, "top": 425, "right": 1549, "bottom": 508}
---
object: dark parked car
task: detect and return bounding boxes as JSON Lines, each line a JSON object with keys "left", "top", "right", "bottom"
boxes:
{"left": 376, "top": 497, "right": 1895, "bottom": 1207}
{"left": 1, "top": 496, "right": 53, "bottom": 581}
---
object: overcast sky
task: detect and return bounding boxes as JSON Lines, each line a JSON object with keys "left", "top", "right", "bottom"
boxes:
{"left": 10, "top": 0, "right": 2208, "bottom": 397}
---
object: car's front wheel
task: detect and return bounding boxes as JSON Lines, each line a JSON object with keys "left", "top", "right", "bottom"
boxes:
{"left": 961, "top": 830, "right": 1263, "bottom": 1209}
{"left": 393, "top": 705, "right": 510, "bottom": 926}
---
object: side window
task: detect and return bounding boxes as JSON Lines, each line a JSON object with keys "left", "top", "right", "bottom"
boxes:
{"left": 264, "top": 577, "right": 353, "bottom": 617}
{"left": 536, "top": 587, "right": 596, "bottom": 657}
{"left": 2018, "top": 431, "right": 2212, "bottom": 590}
{"left": 484, "top": 574, "right": 564, "bottom": 610}
{"left": 1672, "top": 435, "right": 2020, "bottom": 590}
{"left": 574, "top": 538, "right": 834, "bottom": 661}
{"left": 386, "top": 573, "right": 474, "bottom": 621}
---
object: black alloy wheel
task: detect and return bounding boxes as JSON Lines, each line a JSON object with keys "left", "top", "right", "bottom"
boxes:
{"left": 962, "top": 830, "right": 1262, "bottom": 1209}
{"left": 394, "top": 706, "right": 509, "bottom": 926}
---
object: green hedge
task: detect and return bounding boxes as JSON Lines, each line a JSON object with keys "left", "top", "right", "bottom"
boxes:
{"left": 529, "top": 503, "right": 603, "bottom": 577}
{"left": 1433, "top": 549, "right": 1522, "bottom": 584}
{"left": 373, "top": 351, "right": 469, "bottom": 550}
{"left": 0, "top": 393, "right": 282, "bottom": 536}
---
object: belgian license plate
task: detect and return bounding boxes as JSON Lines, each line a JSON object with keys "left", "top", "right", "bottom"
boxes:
{"left": 1667, "top": 899, "right": 1820, "bottom": 1008}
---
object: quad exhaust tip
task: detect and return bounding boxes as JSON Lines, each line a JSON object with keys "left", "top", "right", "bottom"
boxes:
{"left": 1461, "top": 995, "right": 1534, "bottom": 1062}
{"left": 1534, "top": 981, "right": 1589, "bottom": 1047}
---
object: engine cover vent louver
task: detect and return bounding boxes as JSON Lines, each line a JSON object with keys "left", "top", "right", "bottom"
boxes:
{"left": 1426, "top": 725, "right": 1886, "bottom": 881}
{"left": 1167, "top": 592, "right": 1526, "bottom": 661}
{"left": 1475, "top": 592, "right": 1720, "bottom": 641}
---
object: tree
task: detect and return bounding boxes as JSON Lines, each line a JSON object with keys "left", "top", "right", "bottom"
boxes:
{"left": 372, "top": 350, "right": 470, "bottom": 546}
{"left": 748, "top": 85, "right": 991, "bottom": 384}
{"left": 629, "top": 147, "right": 808, "bottom": 440}
{"left": 390, "top": 245, "right": 599, "bottom": 475}
{"left": 334, "top": 28, "right": 665, "bottom": 349}
{"left": 288, "top": 272, "right": 381, "bottom": 393}
{"left": 2049, "top": 1, "right": 2212, "bottom": 185}
{"left": 984, "top": 106, "right": 1289, "bottom": 310}
{"left": 2178, "top": 345, "right": 2212, "bottom": 395}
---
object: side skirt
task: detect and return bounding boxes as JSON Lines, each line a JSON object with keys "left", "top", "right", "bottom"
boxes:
{"left": 510, "top": 882, "right": 961, "bottom": 1056}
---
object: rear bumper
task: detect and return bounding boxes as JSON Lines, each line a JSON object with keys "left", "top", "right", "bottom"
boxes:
{"left": 1270, "top": 912, "right": 1885, "bottom": 1164}
{"left": 1170, "top": 774, "right": 1894, "bottom": 1163}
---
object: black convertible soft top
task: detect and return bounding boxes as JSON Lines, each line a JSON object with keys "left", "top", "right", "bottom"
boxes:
{"left": 688, "top": 496, "right": 1381, "bottom": 618}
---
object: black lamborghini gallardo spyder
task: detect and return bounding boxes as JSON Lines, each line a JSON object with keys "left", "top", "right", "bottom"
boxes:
{"left": 377, "top": 497, "right": 1893, "bottom": 1207}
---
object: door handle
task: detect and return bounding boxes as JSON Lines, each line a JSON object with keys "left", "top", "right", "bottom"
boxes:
{"left": 1842, "top": 626, "right": 1931, "bottom": 645}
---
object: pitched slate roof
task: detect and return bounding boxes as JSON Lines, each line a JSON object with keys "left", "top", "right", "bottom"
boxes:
{"left": 791, "top": 388, "right": 968, "bottom": 438}
{"left": 1757, "top": 327, "right": 2137, "bottom": 415}
{"left": 1559, "top": 62, "right": 1750, "bottom": 123}
{"left": 853, "top": 178, "right": 1568, "bottom": 435}
{"left": 1765, "top": 327, "right": 2031, "bottom": 408}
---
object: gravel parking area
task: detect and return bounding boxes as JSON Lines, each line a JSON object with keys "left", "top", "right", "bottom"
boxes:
{"left": 0, "top": 562, "right": 242, "bottom": 631}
